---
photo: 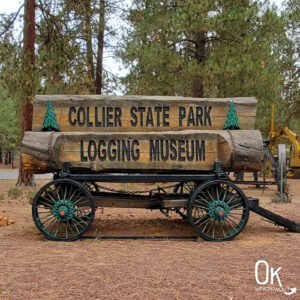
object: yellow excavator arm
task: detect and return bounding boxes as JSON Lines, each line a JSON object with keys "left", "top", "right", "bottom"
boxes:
{"left": 269, "top": 127, "right": 300, "bottom": 152}
{"left": 268, "top": 103, "right": 300, "bottom": 175}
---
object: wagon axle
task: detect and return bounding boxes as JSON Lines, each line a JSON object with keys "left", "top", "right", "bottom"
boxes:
{"left": 52, "top": 200, "right": 75, "bottom": 222}
{"left": 207, "top": 200, "right": 230, "bottom": 222}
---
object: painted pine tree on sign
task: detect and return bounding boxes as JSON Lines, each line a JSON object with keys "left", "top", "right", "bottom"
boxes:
{"left": 224, "top": 102, "right": 240, "bottom": 130}
{"left": 42, "top": 101, "right": 60, "bottom": 131}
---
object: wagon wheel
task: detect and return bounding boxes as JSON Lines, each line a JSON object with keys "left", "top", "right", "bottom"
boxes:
{"left": 81, "top": 181, "right": 99, "bottom": 192}
{"left": 32, "top": 179, "right": 95, "bottom": 241}
{"left": 81, "top": 181, "right": 104, "bottom": 213}
{"left": 173, "top": 182, "right": 198, "bottom": 219}
{"left": 188, "top": 180, "right": 249, "bottom": 241}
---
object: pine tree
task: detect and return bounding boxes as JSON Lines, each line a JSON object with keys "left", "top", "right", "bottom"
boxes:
{"left": 42, "top": 101, "right": 60, "bottom": 131}
{"left": 224, "top": 102, "right": 240, "bottom": 130}
{"left": 117, "top": 0, "right": 296, "bottom": 136}
{"left": 120, "top": 0, "right": 279, "bottom": 97}
{"left": 35, "top": 0, "right": 125, "bottom": 95}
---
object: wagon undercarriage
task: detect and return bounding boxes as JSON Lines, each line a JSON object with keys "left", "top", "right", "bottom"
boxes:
{"left": 32, "top": 162, "right": 300, "bottom": 242}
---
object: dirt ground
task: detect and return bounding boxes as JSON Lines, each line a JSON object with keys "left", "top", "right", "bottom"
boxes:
{"left": 0, "top": 175, "right": 299, "bottom": 300}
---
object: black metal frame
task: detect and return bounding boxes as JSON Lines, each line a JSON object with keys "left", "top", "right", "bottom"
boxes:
{"left": 230, "top": 178, "right": 278, "bottom": 186}
{"left": 55, "top": 161, "right": 227, "bottom": 183}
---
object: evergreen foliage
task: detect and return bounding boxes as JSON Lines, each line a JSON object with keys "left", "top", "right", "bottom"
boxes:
{"left": 224, "top": 102, "right": 240, "bottom": 130}
{"left": 0, "top": 0, "right": 125, "bottom": 96}
{"left": 0, "top": 0, "right": 299, "bottom": 138}
{"left": 117, "top": 0, "right": 299, "bottom": 136}
{"left": 0, "top": 85, "right": 20, "bottom": 150}
{"left": 42, "top": 101, "right": 60, "bottom": 131}
{"left": 35, "top": 0, "right": 125, "bottom": 94}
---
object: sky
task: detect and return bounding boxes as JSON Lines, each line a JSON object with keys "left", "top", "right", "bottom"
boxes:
{"left": 0, "top": 0, "right": 23, "bottom": 14}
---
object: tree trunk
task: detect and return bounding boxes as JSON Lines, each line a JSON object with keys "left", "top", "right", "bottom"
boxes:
{"left": 11, "top": 152, "right": 15, "bottom": 169}
{"left": 0, "top": 147, "right": 2, "bottom": 164}
{"left": 84, "top": 0, "right": 95, "bottom": 92}
{"left": 5, "top": 152, "right": 9, "bottom": 165}
{"left": 193, "top": 31, "right": 206, "bottom": 98}
{"left": 95, "top": 0, "right": 105, "bottom": 94}
{"left": 17, "top": 0, "right": 35, "bottom": 186}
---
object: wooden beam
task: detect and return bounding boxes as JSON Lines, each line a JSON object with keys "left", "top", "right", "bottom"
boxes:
{"left": 32, "top": 95, "right": 257, "bottom": 132}
{"left": 22, "top": 130, "right": 263, "bottom": 174}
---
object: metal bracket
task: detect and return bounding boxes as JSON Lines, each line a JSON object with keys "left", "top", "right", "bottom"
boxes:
{"left": 214, "top": 161, "right": 224, "bottom": 179}
{"left": 59, "top": 162, "right": 70, "bottom": 178}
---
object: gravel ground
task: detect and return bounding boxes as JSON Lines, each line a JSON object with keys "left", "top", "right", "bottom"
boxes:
{"left": 0, "top": 177, "right": 299, "bottom": 300}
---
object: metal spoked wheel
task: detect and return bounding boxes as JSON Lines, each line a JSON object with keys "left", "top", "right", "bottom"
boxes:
{"left": 81, "top": 181, "right": 99, "bottom": 192}
{"left": 173, "top": 182, "right": 199, "bottom": 219}
{"left": 188, "top": 180, "right": 249, "bottom": 241}
{"left": 32, "top": 179, "right": 95, "bottom": 241}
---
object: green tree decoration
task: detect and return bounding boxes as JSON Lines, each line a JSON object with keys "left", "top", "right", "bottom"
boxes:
{"left": 224, "top": 101, "right": 240, "bottom": 130}
{"left": 42, "top": 101, "right": 60, "bottom": 131}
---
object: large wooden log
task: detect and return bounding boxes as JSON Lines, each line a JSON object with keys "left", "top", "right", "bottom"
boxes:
{"left": 22, "top": 130, "right": 263, "bottom": 174}
{"left": 32, "top": 95, "right": 257, "bottom": 132}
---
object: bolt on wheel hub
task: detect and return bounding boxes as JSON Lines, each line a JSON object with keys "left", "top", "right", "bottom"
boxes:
{"left": 52, "top": 199, "right": 75, "bottom": 222}
{"left": 207, "top": 200, "right": 230, "bottom": 221}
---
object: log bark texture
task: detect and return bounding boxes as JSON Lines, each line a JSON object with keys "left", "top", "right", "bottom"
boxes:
{"left": 32, "top": 95, "right": 257, "bottom": 132}
{"left": 22, "top": 130, "right": 263, "bottom": 174}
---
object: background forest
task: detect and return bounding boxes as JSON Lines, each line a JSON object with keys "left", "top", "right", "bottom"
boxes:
{"left": 0, "top": 0, "right": 299, "bottom": 155}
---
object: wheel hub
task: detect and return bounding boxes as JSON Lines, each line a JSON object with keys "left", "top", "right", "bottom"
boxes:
{"left": 208, "top": 200, "right": 230, "bottom": 221}
{"left": 52, "top": 199, "right": 75, "bottom": 222}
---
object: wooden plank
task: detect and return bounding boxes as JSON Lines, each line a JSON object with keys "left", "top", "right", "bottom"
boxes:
{"left": 32, "top": 95, "right": 257, "bottom": 132}
{"left": 21, "top": 130, "right": 263, "bottom": 174}
{"left": 93, "top": 196, "right": 161, "bottom": 208}
{"left": 93, "top": 197, "right": 187, "bottom": 208}
{"left": 162, "top": 199, "right": 187, "bottom": 208}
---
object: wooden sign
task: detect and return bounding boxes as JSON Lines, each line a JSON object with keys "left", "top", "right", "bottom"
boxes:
{"left": 22, "top": 130, "right": 263, "bottom": 174}
{"left": 32, "top": 95, "right": 257, "bottom": 132}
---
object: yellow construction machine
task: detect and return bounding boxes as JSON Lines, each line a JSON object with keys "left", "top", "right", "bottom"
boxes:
{"left": 265, "top": 103, "right": 300, "bottom": 178}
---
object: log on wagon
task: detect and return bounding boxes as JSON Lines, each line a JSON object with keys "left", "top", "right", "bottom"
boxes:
{"left": 22, "top": 130, "right": 263, "bottom": 174}
{"left": 32, "top": 95, "right": 257, "bottom": 132}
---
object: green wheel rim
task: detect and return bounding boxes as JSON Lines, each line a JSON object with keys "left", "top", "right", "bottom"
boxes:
{"left": 188, "top": 180, "right": 249, "bottom": 241}
{"left": 32, "top": 179, "right": 95, "bottom": 241}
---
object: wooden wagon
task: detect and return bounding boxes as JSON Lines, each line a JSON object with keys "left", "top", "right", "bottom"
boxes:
{"left": 22, "top": 95, "right": 300, "bottom": 241}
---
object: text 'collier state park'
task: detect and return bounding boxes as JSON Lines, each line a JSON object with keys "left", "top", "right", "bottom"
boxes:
{"left": 32, "top": 95, "right": 257, "bottom": 132}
